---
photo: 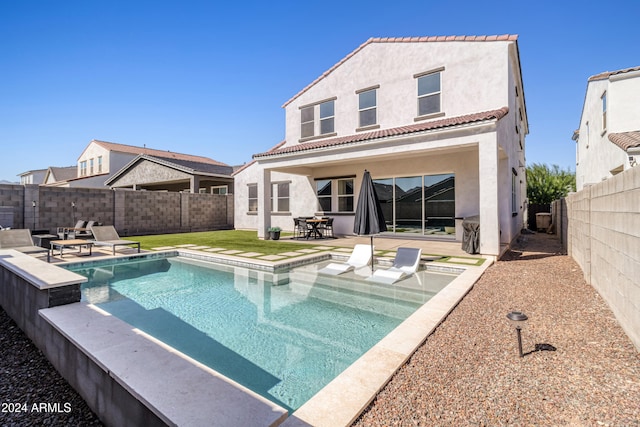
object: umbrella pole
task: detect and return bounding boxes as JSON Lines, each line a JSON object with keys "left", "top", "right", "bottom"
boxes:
{"left": 371, "top": 235, "right": 375, "bottom": 273}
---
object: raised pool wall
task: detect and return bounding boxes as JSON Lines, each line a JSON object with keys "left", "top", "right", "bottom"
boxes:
{"left": 0, "top": 250, "right": 167, "bottom": 426}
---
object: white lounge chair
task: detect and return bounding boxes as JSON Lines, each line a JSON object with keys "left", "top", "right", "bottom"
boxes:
{"left": 90, "top": 225, "right": 140, "bottom": 256}
{"left": 318, "top": 244, "right": 372, "bottom": 275}
{"left": 366, "top": 247, "right": 422, "bottom": 285}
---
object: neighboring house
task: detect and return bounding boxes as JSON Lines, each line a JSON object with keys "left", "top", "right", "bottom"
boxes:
{"left": 234, "top": 35, "right": 528, "bottom": 257}
{"left": 573, "top": 66, "right": 640, "bottom": 190}
{"left": 105, "top": 153, "right": 234, "bottom": 193}
{"left": 43, "top": 166, "right": 78, "bottom": 185}
{"left": 18, "top": 168, "right": 48, "bottom": 185}
{"left": 42, "top": 139, "right": 233, "bottom": 193}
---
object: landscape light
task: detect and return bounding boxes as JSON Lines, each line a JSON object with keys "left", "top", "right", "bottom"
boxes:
{"left": 506, "top": 311, "right": 528, "bottom": 358}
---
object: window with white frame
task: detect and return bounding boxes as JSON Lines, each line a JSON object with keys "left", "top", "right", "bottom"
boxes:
{"left": 316, "top": 179, "right": 331, "bottom": 211}
{"left": 271, "top": 182, "right": 290, "bottom": 212}
{"left": 301, "top": 106, "right": 315, "bottom": 138}
{"left": 416, "top": 69, "right": 442, "bottom": 117}
{"left": 358, "top": 88, "right": 377, "bottom": 128}
{"left": 337, "top": 178, "right": 354, "bottom": 212}
{"left": 97, "top": 156, "right": 103, "bottom": 173}
{"left": 314, "top": 177, "right": 354, "bottom": 212}
{"left": 80, "top": 161, "right": 87, "bottom": 176}
{"left": 248, "top": 184, "right": 258, "bottom": 212}
{"left": 300, "top": 98, "right": 336, "bottom": 140}
{"left": 319, "top": 100, "right": 335, "bottom": 135}
{"left": 89, "top": 158, "right": 94, "bottom": 175}
{"left": 211, "top": 185, "right": 228, "bottom": 195}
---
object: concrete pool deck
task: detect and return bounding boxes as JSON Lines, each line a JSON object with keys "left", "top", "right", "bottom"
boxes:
{"left": 3, "top": 238, "right": 491, "bottom": 426}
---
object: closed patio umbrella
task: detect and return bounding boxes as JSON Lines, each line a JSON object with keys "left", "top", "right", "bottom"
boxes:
{"left": 353, "top": 170, "right": 387, "bottom": 272}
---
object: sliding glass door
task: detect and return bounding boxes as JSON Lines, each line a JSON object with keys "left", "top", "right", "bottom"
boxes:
{"left": 372, "top": 174, "right": 455, "bottom": 237}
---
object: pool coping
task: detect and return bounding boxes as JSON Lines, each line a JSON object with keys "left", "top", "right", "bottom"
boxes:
{"left": 282, "top": 258, "right": 491, "bottom": 427}
{"left": 33, "top": 249, "right": 491, "bottom": 426}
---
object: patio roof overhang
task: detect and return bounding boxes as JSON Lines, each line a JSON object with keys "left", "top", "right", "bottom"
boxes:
{"left": 253, "top": 107, "right": 508, "bottom": 174}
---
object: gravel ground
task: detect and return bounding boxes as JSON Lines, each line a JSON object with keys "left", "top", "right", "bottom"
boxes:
{"left": 354, "top": 232, "right": 640, "bottom": 426}
{"left": 1, "top": 233, "right": 638, "bottom": 426}
{"left": 0, "top": 309, "right": 103, "bottom": 426}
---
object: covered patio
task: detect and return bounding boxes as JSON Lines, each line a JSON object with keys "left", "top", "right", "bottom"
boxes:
{"left": 250, "top": 108, "right": 516, "bottom": 257}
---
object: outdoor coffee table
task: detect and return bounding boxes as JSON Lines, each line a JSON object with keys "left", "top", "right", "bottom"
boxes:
{"left": 50, "top": 239, "right": 93, "bottom": 259}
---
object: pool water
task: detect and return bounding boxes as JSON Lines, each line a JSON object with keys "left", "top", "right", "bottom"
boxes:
{"left": 69, "top": 256, "right": 456, "bottom": 412}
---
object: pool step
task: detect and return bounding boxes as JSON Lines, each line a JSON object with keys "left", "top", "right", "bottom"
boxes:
{"left": 286, "top": 269, "right": 437, "bottom": 319}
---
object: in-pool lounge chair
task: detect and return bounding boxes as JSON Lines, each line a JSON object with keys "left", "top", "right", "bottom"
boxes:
{"left": 366, "top": 247, "right": 422, "bottom": 285}
{"left": 318, "top": 244, "right": 372, "bottom": 275}
{"left": 90, "top": 225, "right": 140, "bottom": 255}
{"left": 0, "top": 229, "right": 50, "bottom": 262}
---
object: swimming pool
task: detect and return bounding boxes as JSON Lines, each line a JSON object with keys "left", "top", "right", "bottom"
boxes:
{"left": 68, "top": 255, "right": 457, "bottom": 412}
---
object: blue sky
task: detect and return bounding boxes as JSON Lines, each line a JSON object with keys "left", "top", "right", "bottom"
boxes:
{"left": 1, "top": 0, "right": 639, "bottom": 182}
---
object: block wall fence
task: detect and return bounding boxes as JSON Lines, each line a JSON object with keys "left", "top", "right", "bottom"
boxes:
{"left": 0, "top": 184, "right": 233, "bottom": 235}
{"left": 562, "top": 165, "right": 640, "bottom": 351}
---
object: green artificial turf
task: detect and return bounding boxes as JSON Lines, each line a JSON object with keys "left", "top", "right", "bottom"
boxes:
{"left": 134, "top": 230, "right": 321, "bottom": 255}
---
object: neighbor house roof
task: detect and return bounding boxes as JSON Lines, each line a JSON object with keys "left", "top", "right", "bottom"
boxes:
{"left": 90, "top": 140, "right": 229, "bottom": 167}
{"left": 47, "top": 166, "right": 77, "bottom": 182}
{"left": 608, "top": 131, "right": 640, "bottom": 151}
{"left": 282, "top": 35, "right": 519, "bottom": 108}
{"left": 253, "top": 107, "right": 509, "bottom": 159}
{"left": 105, "top": 153, "right": 233, "bottom": 186}
{"left": 588, "top": 66, "right": 640, "bottom": 82}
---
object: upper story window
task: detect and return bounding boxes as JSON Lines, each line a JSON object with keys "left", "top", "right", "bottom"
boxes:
{"left": 301, "top": 106, "right": 315, "bottom": 138}
{"left": 319, "top": 100, "right": 335, "bottom": 135}
{"left": 415, "top": 68, "right": 443, "bottom": 118}
{"left": 80, "top": 161, "right": 87, "bottom": 176}
{"left": 89, "top": 158, "right": 94, "bottom": 175}
{"left": 299, "top": 98, "right": 337, "bottom": 141}
{"left": 97, "top": 156, "right": 103, "bottom": 173}
{"left": 601, "top": 91, "right": 607, "bottom": 131}
{"left": 358, "top": 88, "right": 377, "bottom": 128}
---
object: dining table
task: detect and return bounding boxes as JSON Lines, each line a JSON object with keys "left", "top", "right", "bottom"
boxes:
{"left": 304, "top": 218, "right": 328, "bottom": 239}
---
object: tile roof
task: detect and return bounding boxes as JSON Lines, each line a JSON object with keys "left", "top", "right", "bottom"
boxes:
{"left": 608, "top": 131, "right": 640, "bottom": 151}
{"left": 253, "top": 107, "right": 509, "bottom": 159}
{"left": 91, "top": 140, "right": 229, "bottom": 167}
{"left": 282, "top": 35, "right": 519, "bottom": 108}
{"left": 588, "top": 66, "right": 640, "bottom": 82}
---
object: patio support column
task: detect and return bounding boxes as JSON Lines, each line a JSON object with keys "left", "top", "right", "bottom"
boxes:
{"left": 257, "top": 168, "right": 271, "bottom": 240}
{"left": 478, "top": 135, "right": 500, "bottom": 256}
{"left": 190, "top": 176, "right": 200, "bottom": 193}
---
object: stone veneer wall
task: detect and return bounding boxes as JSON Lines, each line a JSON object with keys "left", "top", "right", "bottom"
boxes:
{"left": 0, "top": 184, "right": 233, "bottom": 235}
{"left": 565, "top": 165, "right": 640, "bottom": 351}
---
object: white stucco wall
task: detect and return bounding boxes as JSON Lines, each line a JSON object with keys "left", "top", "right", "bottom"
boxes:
{"left": 576, "top": 71, "right": 640, "bottom": 190}
{"left": 283, "top": 41, "right": 513, "bottom": 146}
{"left": 235, "top": 38, "right": 527, "bottom": 256}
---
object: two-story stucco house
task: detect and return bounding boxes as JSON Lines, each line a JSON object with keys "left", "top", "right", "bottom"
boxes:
{"left": 42, "top": 139, "right": 234, "bottom": 193}
{"left": 573, "top": 66, "right": 640, "bottom": 190}
{"left": 234, "top": 35, "right": 528, "bottom": 257}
